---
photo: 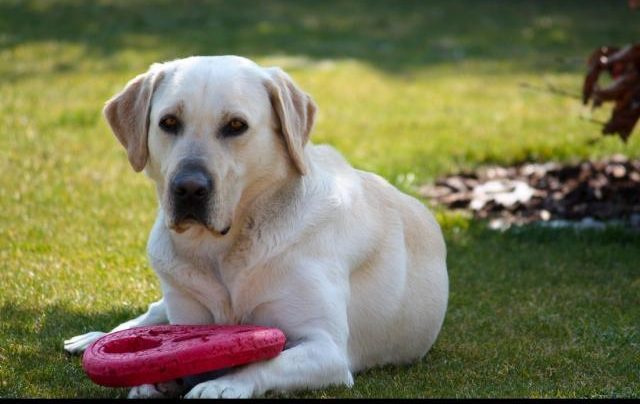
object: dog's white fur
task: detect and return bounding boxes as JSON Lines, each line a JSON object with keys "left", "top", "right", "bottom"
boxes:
{"left": 64, "top": 56, "right": 448, "bottom": 398}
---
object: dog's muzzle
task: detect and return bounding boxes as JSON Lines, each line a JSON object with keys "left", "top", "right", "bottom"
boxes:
{"left": 170, "top": 162, "right": 213, "bottom": 227}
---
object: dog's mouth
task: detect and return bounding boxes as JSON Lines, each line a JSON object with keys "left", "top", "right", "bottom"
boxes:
{"left": 169, "top": 216, "right": 231, "bottom": 237}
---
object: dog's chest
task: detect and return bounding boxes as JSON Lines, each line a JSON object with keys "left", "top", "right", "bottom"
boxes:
{"left": 149, "top": 216, "right": 278, "bottom": 326}
{"left": 162, "top": 252, "right": 265, "bottom": 326}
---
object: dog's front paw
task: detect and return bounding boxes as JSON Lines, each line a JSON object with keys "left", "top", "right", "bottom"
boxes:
{"left": 185, "top": 378, "right": 254, "bottom": 399}
{"left": 128, "top": 380, "right": 184, "bottom": 399}
{"left": 63, "top": 331, "right": 107, "bottom": 355}
{"left": 128, "top": 384, "right": 166, "bottom": 399}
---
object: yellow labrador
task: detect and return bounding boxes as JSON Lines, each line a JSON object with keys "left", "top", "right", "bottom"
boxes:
{"left": 64, "top": 56, "right": 448, "bottom": 398}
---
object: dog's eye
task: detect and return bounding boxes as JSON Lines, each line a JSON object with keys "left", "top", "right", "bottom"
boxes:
{"left": 221, "top": 118, "right": 248, "bottom": 137}
{"left": 159, "top": 115, "right": 181, "bottom": 134}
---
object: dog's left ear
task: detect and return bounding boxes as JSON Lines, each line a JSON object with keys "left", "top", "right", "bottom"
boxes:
{"left": 264, "top": 67, "right": 316, "bottom": 175}
{"left": 103, "top": 65, "right": 165, "bottom": 172}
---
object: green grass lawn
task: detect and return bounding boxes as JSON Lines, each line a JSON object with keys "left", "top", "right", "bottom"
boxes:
{"left": 1, "top": 0, "right": 639, "bottom": 398}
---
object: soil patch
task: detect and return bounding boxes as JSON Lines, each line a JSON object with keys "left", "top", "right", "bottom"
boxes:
{"left": 419, "top": 155, "right": 640, "bottom": 229}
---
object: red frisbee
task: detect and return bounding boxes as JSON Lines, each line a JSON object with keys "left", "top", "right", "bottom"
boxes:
{"left": 81, "top": 324, "right": 286, "bottom": 387}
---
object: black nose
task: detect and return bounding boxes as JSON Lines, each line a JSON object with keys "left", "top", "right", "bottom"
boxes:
{"left": 170, "top": 166, "right": 213, "bottom": 226}
{"left": 171, "top": 171, "right": 212, "bottom": 202}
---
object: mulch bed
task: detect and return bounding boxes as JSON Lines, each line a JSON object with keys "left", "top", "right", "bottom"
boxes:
{"left": 419, "top": 155, "right": 640, "bottom": 229}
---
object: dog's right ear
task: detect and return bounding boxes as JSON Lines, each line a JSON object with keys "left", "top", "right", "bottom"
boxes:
{"left": 103, "top": 66, "right": 164, "bottom": 172}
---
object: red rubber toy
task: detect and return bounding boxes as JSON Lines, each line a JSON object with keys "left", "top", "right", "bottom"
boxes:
{"left": 81, "top": 324, "right": 286, "bottom": 387}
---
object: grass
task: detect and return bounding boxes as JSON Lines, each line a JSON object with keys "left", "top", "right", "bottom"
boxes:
{"left": 1, "top": 0, "right": 639, "bottom": 398}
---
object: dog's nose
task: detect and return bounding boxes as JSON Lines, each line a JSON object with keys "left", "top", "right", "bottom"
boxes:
{"left": 171, "top": 171, "right": 212, "bottom": 202}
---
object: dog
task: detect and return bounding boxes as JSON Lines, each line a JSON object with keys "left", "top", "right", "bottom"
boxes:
{"left": 64, "top": 56, "right": 449, "bottom": 398}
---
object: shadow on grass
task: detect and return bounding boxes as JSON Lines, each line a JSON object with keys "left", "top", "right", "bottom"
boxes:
{"left": 1, "top": 0, "right": 639, "bottom": 77}
{"left": 1, "top": 223, "right": 639, "bottom": 397}
{"left": 431, "top": 223, "right": 640, "bottom": 397}
{"left": 0, "top": 303, "right": 139, "bottom": 398}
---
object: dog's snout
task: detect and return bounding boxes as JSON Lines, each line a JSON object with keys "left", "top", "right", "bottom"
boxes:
{"left": 172, "top": 171, "right": 212, "bottom": 201}
{"left": 170, "top": 163, "right": 213, "bottom": 226}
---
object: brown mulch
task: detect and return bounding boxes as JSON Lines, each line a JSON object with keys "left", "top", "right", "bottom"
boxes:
{"left": 419, "top": 155, "right": 640, "bottom": 228}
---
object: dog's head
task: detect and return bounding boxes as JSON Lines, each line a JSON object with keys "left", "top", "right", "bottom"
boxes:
{"left": 103, "top": 56, "right": 316, "bottom": 236}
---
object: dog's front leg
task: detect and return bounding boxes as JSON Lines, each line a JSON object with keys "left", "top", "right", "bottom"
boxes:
{"left": 185, "top": 333, "right": 353, "bottom": 398}
{"left": 63, "top": 298, "right": 168, "bottom": 354}
{"left": 185, "top": 266, "right": 354, "bottom": 399}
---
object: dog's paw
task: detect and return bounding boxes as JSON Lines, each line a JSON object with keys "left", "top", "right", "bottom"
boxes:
{"left": 128, "top": 384, "right": 165, "bottom": 399}
{"left": 128, "top": 381, "right": 185, "bottom": 398}
{"left": 184, "top": 378, "right": 254, "bottom": 399}
{"left": 63, "top": 331, "right": 107, "bottom": 355}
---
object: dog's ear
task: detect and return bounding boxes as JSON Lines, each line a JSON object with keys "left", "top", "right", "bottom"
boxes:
{"left": 264, "top": 67, "right": 316, "bottom": 175}
{"left": 103, "top": 66, "right": 165, "bottom": 172}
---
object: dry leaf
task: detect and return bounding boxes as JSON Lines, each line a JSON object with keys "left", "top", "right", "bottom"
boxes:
{"left": 583, "top": 44, "right": 640, "bottom": 142}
